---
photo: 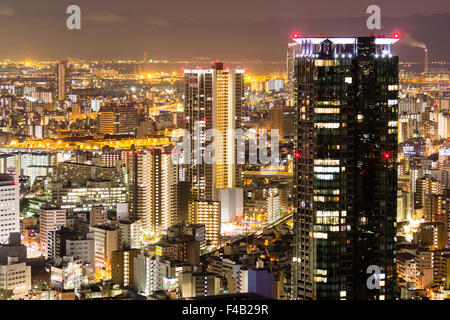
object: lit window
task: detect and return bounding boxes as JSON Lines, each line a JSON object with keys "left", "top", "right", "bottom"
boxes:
{"left": 313, "top": 232, "right": 328, "bottom": 239}
{"left": 314, "top": 166, "right": 339, "bottom": 173}
{"left": 315, "top": 174, "right": 334, "bottom": 180}
{"left": 388, "top": 85, "right": 398, "bottom": 91}
{"left": 314, "top": 108, "right": 340, "bottom": 114}
{"left": 314, "top": 123, "right": 340, "bottom": 129}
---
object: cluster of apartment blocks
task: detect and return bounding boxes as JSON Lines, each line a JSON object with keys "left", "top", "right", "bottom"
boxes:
{"left": 34, "top": 199, "right": 218, "bottom": 298}
{"left": 35, "top": 213, "right": 291, "bottom": 300}
{"left": 397, "top": 92, "right": 450, "bottom": 299}
{"left": 398, "top": 94, "right": 450, "bottom": 143}
{"left": 397, "top": 161, "right": 450, "bottom": 299}
{"left": 108, "top": 223, "right": 291, "bottom": 299}
{"left": 397, "top": 149, "right": 450, "bottom": 246}
{"left": 397, "top": 247, "right": 450, "bottom": 299}
{"left": 0, "top": 142, "right": 233, "bottom": 298}
{"left": 23, "top": 147, "right": 218, "bottom": 242}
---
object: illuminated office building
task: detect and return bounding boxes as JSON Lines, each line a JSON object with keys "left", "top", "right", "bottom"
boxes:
{"left": 179, "top": 271, "right": 221, "bottom": 298}
{"left": 47, "top": 227, "right": 95, "bottom": 265}
{"left": 292, "top": 36, "right": 399, "bottom": 300}
{"left": 54, "top": 162, "right": 123, "bottom": 188}
{"left": 416, "top": 222, "right": 446, "bottom": 250}
{"left": 50, "top": 182, "right": 127, "bottom": 213}
{"left": 99, "top": 105, "right": 138, "bottom": 136}
{"left": 414, "top": 175, "right": 441, "bottom": 210}
{"left": 437, "top": 112, "right": 449, "bottom": 139}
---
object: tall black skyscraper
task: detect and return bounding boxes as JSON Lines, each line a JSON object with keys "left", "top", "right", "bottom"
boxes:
{"left": 292, "top": 36, "right": 399, "bottom": 300}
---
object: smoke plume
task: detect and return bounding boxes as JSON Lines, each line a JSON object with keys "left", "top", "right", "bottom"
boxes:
{"left": 403, "top": 34, "right": 427, "bottom": 50}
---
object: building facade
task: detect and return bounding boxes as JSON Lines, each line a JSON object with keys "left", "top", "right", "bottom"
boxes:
{"left": 292, "top": 36, "right": 399, "bottom": 300}
{"left": 0, "top": 174, "right": 19, "bottom": 244}
{"left": 184, "top": 62, "right": 244, "bottom": 201}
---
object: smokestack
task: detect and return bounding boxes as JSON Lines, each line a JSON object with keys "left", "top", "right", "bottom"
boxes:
{"left": 403, "top": 34, "right": 429, "bottom": 74}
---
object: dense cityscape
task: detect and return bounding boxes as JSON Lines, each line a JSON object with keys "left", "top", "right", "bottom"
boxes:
{"left": 0, "top": 1, "right": 449, "bottom": 305}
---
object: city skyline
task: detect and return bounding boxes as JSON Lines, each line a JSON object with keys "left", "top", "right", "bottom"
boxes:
{"left": 0, "top": 0, "right": 449, "bottom": 307}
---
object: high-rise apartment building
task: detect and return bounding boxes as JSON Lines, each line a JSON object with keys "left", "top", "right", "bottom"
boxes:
{"left": 184, "top": 62, "right": 244, "bottom": 201}
{"left": 184, "top": 62, "right": 244, "bottom": 234}
{"left": 270, "top": 107, "right": 284, "bottom": 138}
{"left": 101, "top": 147, "right": 122, "bottom": 168}
{"left": 128, "top": 150, "right": 151, "bottom": 235}
{"left": 188, "top": 201, "right": 220, "bottom": 246}
{"left": 118, "top": 218, "right": 143, "bottom": 249}
{"left": 292, "top": 36, "right": 399, "bottom": 300}
{"left": 39, "top": 207, "right": 66, "bottom": 258}
{"left": 128, "top": 148, "right": 175, "bottom": 236}
{"left": 0, "top": 174, "right": 19, "bottom": 244}
{"left": 57, "top": 62, "right": 67, "bottom": 102}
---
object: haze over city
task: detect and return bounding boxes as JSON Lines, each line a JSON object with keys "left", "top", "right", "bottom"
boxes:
{"left": 0, "top": 0, "right": 449, "bottom": 68}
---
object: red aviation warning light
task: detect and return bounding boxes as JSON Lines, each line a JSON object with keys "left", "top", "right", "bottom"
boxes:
{"left": 292, "top": 32, "right": 300, "bottom": 39}
{"left": 392, "top": 32, "right": 400, "bottom": 39}
{"left": 383, "top": 152, "right": 391, "bottom": 159}
{"left": 294, "top": 152, "right": 302, "bottom": 159}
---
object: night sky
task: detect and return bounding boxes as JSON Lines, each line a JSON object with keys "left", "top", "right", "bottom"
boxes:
{"left": 1, "top": 0, "right": 449, "bottom": 66}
